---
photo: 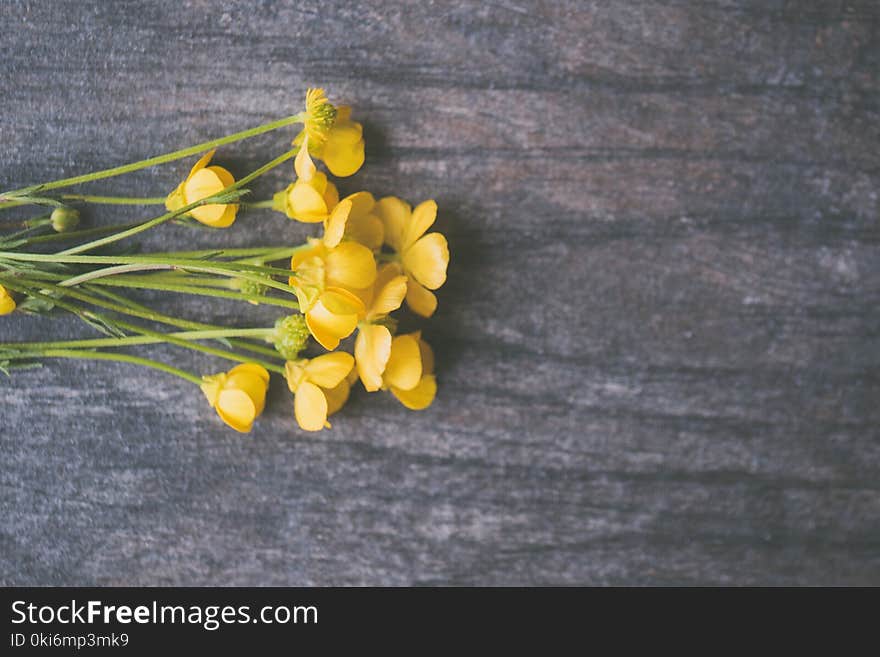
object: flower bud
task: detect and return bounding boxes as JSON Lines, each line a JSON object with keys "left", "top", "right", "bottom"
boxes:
{"left": 50, "top": 207, "right": 80, "bottom": 233}
{"left": 0, "top": 284, "right": 16, "bottom": 315}
{"left": 273, "top": 314, "right": 310, "bottom": 359}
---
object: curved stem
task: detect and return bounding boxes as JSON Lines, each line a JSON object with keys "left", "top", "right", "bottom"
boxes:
{"left": 59, "top": 263, "right": 175, "bottom": 287}
{"left": 83, "top": 277, "right": 300, "bottom": 309}
{"left": 2, "top": 328, "right": 274, "bottom": 350}
{"left": 61, "top": 194, "right": 166, "bottom": 205}
{"left": 1, "top": 349, "right": 203, "bottom": 385}
{"left": 17, "top": 221, "right": 143, "bottom": 247}
{"left": 1, "top": 113, "right": 304, "bottom": 198}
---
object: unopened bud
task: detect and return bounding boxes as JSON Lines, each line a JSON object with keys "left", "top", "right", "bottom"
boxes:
{"left": 273, "top": 314, "right": 310, "bottom": 359}
{"left": 50, "top": 207, "right": 80, "bottom": 233}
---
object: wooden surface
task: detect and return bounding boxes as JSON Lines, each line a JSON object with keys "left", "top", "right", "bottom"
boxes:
{"left": 2, "top": 0, "right": 879, "bottom": 586}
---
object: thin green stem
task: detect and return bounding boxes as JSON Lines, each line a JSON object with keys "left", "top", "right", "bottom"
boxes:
{"left": 59, "top": 263, "right": 175, "bottom": 287}
{"left": 2, "top": 328, "right": 274, "bottom": 351}
{"left": 61, "top": 194, "right": 166, "bottom": 205}
{"left": 0, "top": 349, "right": 203, "bottom": 385}
{"left": 1, "top": 113, "right": 304, "bottom": 198}
{"left": 108, "top": 321, "right": 285, "bottom": 374}
{"left": 0, "top": 252, "right": 297, "bottom": 281}
{"left": 16, "top": 221, "right": 143, "bottom": 247}
{"left": 243, "top": 199, "right": 276, "bottom": 209}
{"left": 83, "top": 277, "right": 300, "bottom": 309}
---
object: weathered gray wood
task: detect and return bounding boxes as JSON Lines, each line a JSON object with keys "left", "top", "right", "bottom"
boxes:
{"left": 1, "top": 0, "right": 878, "bottom": 585}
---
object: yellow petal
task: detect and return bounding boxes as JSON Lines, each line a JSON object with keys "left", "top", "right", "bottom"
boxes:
{"left": 327, "top": 118, "right": 363, "bottom": 144}
{"left": 355, "top": 324, "right": 392, "bottom": 392}
{"left": 226, "top": 367, "right": 270, "bottom": 416}
{"left": 342, "top": 191, "right": 375, "bottom": 218}
{"left": 324, "top": 378, "right": 351, "bottom": 416}
{"left": 187, "top": 149, "right": 216, "bottom": 178}
{"left": 290, "top": 240, "right": 325, "bottom": 270}
{"left": 287, "top": 181, "right": 328, "bottom": 223}
{"left": 229, "top": 363, "right": 270, "bottom": 383}
{"left": 294, "top": 381, "right": 328, "bottom": 432}
{"left": 0, "top": 285, "right": 15, "bottom": 315}
{"left": 323, "top": 180, "right": 339, "bottom": 210}
{"left": 391, "top": 375, "right": 437, "bottom": 411}
{"left": 322, "top": 136, "right": 365, "bottom": 177}
{"left": 304, "top": 351, "right": 355, "bottom": 389}
{"left": 368, "top": 273, "right": 407, "bottom": 319}
{"left": 405, "top": 278, "right": 438, "bottom": 318}
{"left": 403, "top": 199, "right": 438, "bottom": 250}
{"left": 207, "top": 164, "right": 235, "bottom": 189}
{"left": 417, "top": 337, "right": 435, "bottom": 376}
{"left": 295, "top": 137, "right": 317, "bottom": 181}
{"left": 284, "top": 360, "right": 307, "bottom": 393}
{"left": 403, "top": 233, "right": 448, "bottom": 290}
{"left": 345, "top": 212, "right": 385, "bottom": 251}
{"left": 323, "top": 199, "right": 352, "bottom": 248}
{"left": 184, "top": 168, "right": 228, "bottom": 225}
{"left": 200, "top": 372, "right": 226, "bottom": 408}
{"left": 306, "top": 299, "right": 359, "bottom": 351}
{"left": 320, "top": 287, "right": 366, "bottom": 316}
{"left": 383, "top": 334, "right": 422, "bottom": 391}
{"left": 374, "top": 196, "right": 410, "bottom": 252}
{"left": 216, "top": 388, "right": 258, "bottom": 433}
{"left": 325, "top": 241, "right": 377, "bottom": 290}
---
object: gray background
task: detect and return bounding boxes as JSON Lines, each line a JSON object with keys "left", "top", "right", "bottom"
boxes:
{"left": 2, "top": 1, "right": 879, "bottom": 585}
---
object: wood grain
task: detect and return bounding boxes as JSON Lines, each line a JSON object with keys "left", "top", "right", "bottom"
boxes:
{"left": 1, "top": 0, "right": 878, "bottom": 585}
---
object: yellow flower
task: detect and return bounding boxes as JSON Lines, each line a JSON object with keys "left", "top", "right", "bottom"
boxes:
{"left": 285, "top": 352, "right": 355, "bottom": 431}
{"left": 302, "top": 87, "right": 338, "bottom": 145}
{"left": 273, "top": 139, "right": 340, "bottom": 223}
{"left": 289, "top": 235, "right": 377, "bottom": 351}
{"left": 373, "top": 197, "right": 448, "bottom": 317}
{"left": 354, "top": 263, "right": 407, "bottom": 391}
{"left": 295, "top": 88, "right": 365, "bottom": 177}
{"left": 319, "top": 106, "right": 365, "bottom": 177}
{"left": 200, "top": 363, "right": 270, "bottom": 433}
{"left": 382, "top": 332, "right": 437, "bottom": 410}
{"left": 334, "top": 191, "right": 385, "bottom": 251}
{"left": 165, "top": 150, "right": 238, "bottom": 228}
{"left": 0, "top": 284, "right": 15, "bottom": 315}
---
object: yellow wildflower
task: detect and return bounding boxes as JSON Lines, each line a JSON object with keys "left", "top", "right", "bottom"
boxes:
{"left": 295, "top": 88, "right": 365, "bottom": 177}
{"left": 285, "top": 352, "right": 355, "bottom": 431}
{"left": 354, "top": 263, "right": 407, "bottom": 391}
{"left": 373, "top": 197, "right": 448, "bottom": 317}
{"left": 273, "top": 138, "right": 340, "bottom": 223}
{"left": 302, "top": 87, "right": 338, "bottom": 145}
{"left": 0, "top": 284, "right": 15, "bottom": 315}
{"left": 165, "top": 150, "right": 238, "bottom": 228}
{"left": 335, "top": 191, "right": 385, "bottom": 251}
{"left": 200, "top": 363, "right": 270, "bottom": 433}
{"left": 289, "top": 234, "right": 377, "bottom": 351}
{"left": 382, "top": 332, "right": 437, "bottom": 410}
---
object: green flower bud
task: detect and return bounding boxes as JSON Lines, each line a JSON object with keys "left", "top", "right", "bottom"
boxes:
{"left": 239, "top": 273, "right": 272, "bottom": 298}
{"left": 273, "top": 314, "right": 310, "bottom": 360}
{"left": 50, "top": 207, "right": 80, "bottom": 233}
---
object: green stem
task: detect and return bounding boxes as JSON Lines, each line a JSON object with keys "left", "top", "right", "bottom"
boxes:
{"left": 59, "top": 263, "right": 175, "bottom": 287}
{"left": 83, "top": 277, "right": 300, "bottom": 309}
{"left": 16, "top": 221, "right": 143, "bottom": 247}
{"left": 114, "top": 324, "right": 285, "bottom": 374}
{"left": 0, "top": 349, "right": 203, "bottom": 385}
{"left": 0, "top": 252, "right": 295, "bottom": 276}
{"left": 1, "top": 113, "right": 304, "bottom": 198}
{"left": 243, "top": 199, "right": 276, "bottom": 209}
{"left": 61, "top": 194, "right": 166, "bottom": 205}
{"left": 62, "top": 284, "right": 285, "bottom": 360}
{"left": 2, "top": 328, "right": 274, "bottom": 351}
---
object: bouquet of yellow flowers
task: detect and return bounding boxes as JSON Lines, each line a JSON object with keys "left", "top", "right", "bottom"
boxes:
{"left": 0, "top": 89, "right": 448, "bottom": 433}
